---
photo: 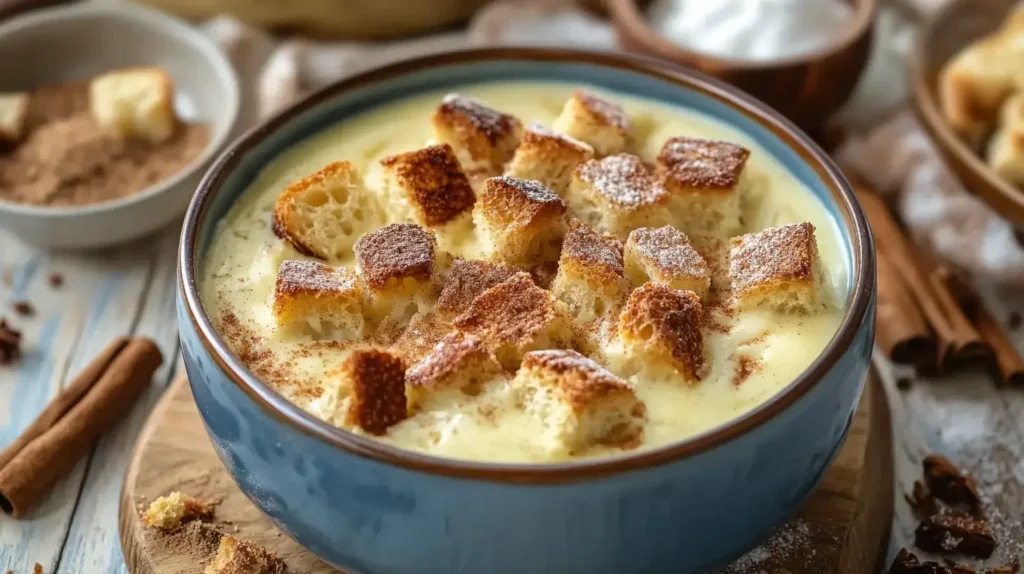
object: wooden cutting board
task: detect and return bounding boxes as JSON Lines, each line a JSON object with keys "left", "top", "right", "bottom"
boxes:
{"left": 119, "top": 369, "right": 892, "bottom": 573}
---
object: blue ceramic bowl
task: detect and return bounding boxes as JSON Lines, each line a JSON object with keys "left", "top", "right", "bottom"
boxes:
{"left": 177, "top": 49, "right": 875, "bottom": 573}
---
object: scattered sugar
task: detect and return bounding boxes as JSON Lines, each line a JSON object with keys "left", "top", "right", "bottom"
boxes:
{"left": 724, "top": 520, "right": 814, "bottom": 573}
{"left": 575, "top": 90, "right": 629, "bottom": 130}
{"left": 576, "top": 154, "right": 665, "bottom": 208}
{"left": 440, "top": 93, "right": 516, "bottom": 138}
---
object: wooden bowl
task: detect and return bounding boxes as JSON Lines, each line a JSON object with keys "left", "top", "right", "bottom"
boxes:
{"left": 910, "top": 0, "right": 1024, "bottom": 226}
{"left": 608, "top": 0, "right": 876, "bottom": 131}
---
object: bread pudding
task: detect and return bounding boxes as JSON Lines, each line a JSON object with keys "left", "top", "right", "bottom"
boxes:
{"left": 201, "top": 83, "right": 847, "bottom": 463}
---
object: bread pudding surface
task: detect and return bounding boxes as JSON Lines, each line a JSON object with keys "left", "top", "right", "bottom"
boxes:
{"left": 201, "top": 83, "right": 848, "bottom": 463}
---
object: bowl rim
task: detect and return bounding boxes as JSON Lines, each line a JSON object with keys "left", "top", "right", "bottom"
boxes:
{"left": 909, "top": 0, "right": 1024, "bottom": 225}
{"left": 179, "top": 47, "right": 875, "bottom": 484}
{"left": 0, "top": 1, "right": 240, "bottom": 218}
{"left": 608, "top": 0, "right": 878, "bottom": 69}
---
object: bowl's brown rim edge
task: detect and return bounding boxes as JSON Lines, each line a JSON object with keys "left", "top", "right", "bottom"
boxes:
{"left": 608, "top": 0, "right": 878, "bottom": 70}
{"left": 178, "top": 47, "right": 875, "bottom": 484}
{"left": 909, "top": 0, "right": 1024, "bottom": 224}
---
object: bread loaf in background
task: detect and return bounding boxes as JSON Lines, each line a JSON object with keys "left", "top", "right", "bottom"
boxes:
{"left": 130, "top": 0, "right": 492, "bottom": 39}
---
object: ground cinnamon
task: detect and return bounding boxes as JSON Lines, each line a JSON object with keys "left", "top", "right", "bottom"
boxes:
{"left": 0, "top": 81, "right": 208, "bottom": 207}
{"left": 0, "top": 337, "right": 162, "bottom": 517}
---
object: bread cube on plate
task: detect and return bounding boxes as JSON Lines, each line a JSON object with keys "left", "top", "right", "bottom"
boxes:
{"left": 729, "top": 222, "right": 826, "bottom": 312}
{"left": 273, "top": 161, "right": 381, "bottom": 260}
{"left": 625, "top": 226, "right": 710, "bottom": 300}
{"left": 435, "top": 258, "right": 518, "bottom": 317}
{"left": 475, "top": 176, "right": 566, "bottom": 265}
{"left": 405, "top": 331, "right": 504, "bottom": 411}
{"left": 0, "top": 93, "right": 29, "bottom": 145}
{"left": 656, "top": 136, "right": 750, "bottom": 236}
{"left": 550, "top": 219, "right": 629, "bottom": 324}
{"left": 143, "top": 491, "right": 212, "bottom": 531}
{"left": 552, "top": 90, "right": 630, "bottom": 157}
{"left": 617, "top": 283, "right": 705, "bottom": 384}
{"left": 205, "top": 534, "right": 286, "bottom": 574}
{"left": 513, "top": 349, "right": 645, "bottom": 455}
{"left": 90, "top": 67, "right": 177, "bottom": 143}
{"left": 430, "top": 93, "right": 523, "bottom": 174}
{"left": 566, "top": 154, "right": 668, "bottom": 239}
{"left": 505, "top": 122, "right": 594, "bottom": 195}
{"left": 379, "top": 143, "right": 476, "bottom": 228}
{"left": 272, "top": 260, "right": 364, "bottom": 339}
{"left": 987, "top": 92, "right": 1024, "bottom": 186}
{"left": 452, "top": 272, "right": 572, "bottom": 369}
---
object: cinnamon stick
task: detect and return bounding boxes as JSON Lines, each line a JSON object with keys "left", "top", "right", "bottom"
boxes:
{"left": 975, "top": 304, "right": 1024, "bottom": 386}
{"left": 926, "top": 265, "right": 988, "bottom": 367}
{"left": 0, "top": 337, "right": 162, "bottom": 517}
{"left": 875, "top": 249, "right": 935, "bottom": 366}
{"left": 945, "top": 276, "right": 1024, "bottom": 386}
{"left": 858, "top": 189, "right": 952, "bottom": 367}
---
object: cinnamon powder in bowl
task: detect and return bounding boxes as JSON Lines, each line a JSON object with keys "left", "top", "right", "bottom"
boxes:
{"left": 0, "top": 81, "right": 210, "bottom": 207}
{"left": 0, "top": 2, "right": 238, "bottom": 249}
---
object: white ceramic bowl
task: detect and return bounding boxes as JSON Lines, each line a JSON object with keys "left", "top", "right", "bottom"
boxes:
{"left": 0, "top": 1, "right": 239, "bottom": 249}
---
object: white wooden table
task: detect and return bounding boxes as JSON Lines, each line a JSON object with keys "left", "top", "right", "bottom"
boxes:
{"left": 0, "top": 224, "right": 1020, "bottom": 572}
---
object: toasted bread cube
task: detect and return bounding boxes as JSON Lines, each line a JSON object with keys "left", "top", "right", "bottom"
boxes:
{"left": 89, "top": 67, "right": 177, "bottom": 143}
{"left": 475, "top": 176, "right": 567, "bottom": 265}
{"left": 552, "top": 90, "right": 630, "bottom": 157}
{"left": 406, "top": 331, "right": 504, "bottom": 411}
{"left": 321, "top": 349, "right": 408, "bottom": 435}
{"left": 272, "top": 161, "right": 382, "bottom": 260}
{"left": 939, "top": 11, "right": 1024, "bottom": 145}
{"left": 656, "top": 137, "right": 750, "bottom": 235}
{"left": 272, "top": 260, "right": 364, "bottom": 339}
{"left": 205, "top": 534, "right": 286, "bottom": 574}
{"left": 506, "top": 123, "right": 594, "bottom": 195}
{"left": 618, "top": 283, "right": 706, "bottom": 384}
{"left": 551, "top": 219, "right": 629, "bottom": 324}
{"left": 431, "top": 94, "right": 523, "bottom": 174}
{"left": 379, "top": 144, "right": 477, "bottom": 228}
{"left": 514, "top": 349, "right": 645, "bottom": 455}
{"left": 436, "top": 258, "right": 518, "bottom": 317}
{"left": 355, "top": 223, "right": 438, "bottom": 326}
{"left": 625, "top": 226, "right": 710, "bottom": 299}
{"left": 987, "top": 92, "right": 1024, "bottom": 185}
{"left": 0, "top": 92, "right": 29, "bottom": 144}
{"left": 452, "top": 272, "right": 572, "bottom": 368}
{"left": 729, "top": 222, "right": 826, "bottom": 311}
{"left": 143, "top": 491, "right": 213, "bottom": 531}
{"left": 566, "top": 154, "right": 668, "bottom": 239}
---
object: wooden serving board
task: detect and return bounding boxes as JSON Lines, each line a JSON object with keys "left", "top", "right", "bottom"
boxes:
{"left": 119, "top": 369, "right": 892, "bottom": 574}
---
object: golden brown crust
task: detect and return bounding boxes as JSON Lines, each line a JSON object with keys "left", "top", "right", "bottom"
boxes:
{"left": 520, "top": 349, "right": 635, "bottom": 414}
{"left": 273, "top": 260, "right": 359, "bottom": 299}
{"left": 452, "top": 273, "right": 563, "bottom": 353}
{"left": 560, "top": 218, "right": 624, "bottom": 282}
{"left": 657, "top": 137, "right": 750, "bottom": 193}
{"left": 620, "top": 283, "right": 705, "bottom": 382}
{"left": 406, "top": 331, "right": 501, "bottom": 390}
{"left": 354, "top": 223, "right": 436, "bottom": 290}
{"left": 480, "top": 176, "right": 566, "bottom": 229}
{"left": 521, "top": 122, "right": 592, "bottom": 153}
{"left": 626, "top": 226, "right": 708, "bottom": 284}
{"left": 341, "top": 349, "right": 408, "bottom": 435}
{"left": 573, "top": 154, "right": 666, "bottom": 210}
{"left": 572, "top": 90, "right": 629, "bottom": 132}
{"left": 379, "top": 144, "right": 476, "bottom": 227}
{"left": 729, "top": 222, "right": 817, "bottom": 295}
{"left": 272, "top": 161, "right": 359, "bottom": 259}
{"left": 431, "top": 94, "right": 523, "bottom": 172}
{"left": 436, "top": 258, "right": 519, "bottom": 316}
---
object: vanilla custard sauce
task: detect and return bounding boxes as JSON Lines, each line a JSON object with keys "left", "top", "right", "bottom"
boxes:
{"left": 200, "top": 82, "right": 849, "bottom": 463}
